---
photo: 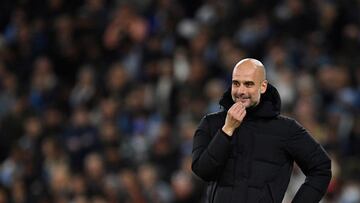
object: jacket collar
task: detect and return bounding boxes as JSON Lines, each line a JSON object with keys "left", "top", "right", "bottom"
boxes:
{"left": 219, "top": 83, "right": 281, "bottom": 119}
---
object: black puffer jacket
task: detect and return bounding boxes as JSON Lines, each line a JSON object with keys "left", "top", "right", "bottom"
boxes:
{"left": 192, "top": 84, "right": 331, "bottom": 203}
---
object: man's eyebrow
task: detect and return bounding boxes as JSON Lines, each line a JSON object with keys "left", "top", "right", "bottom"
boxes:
{"left": 232, "top": 80, "right": 255, "bottom": 84}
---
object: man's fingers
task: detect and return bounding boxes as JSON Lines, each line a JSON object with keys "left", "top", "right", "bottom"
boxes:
{"left": 228, "top": 106, "right": 246, "bottom": 121}
{"left": 234, "top": 103, "right": 245, "bottom": 115}
{"left": 229, "top": 103, "right": 241, "bottom": 114}
{"left": 231, "top": 102, "right": 244, "bottom": 110}
{"left": 233, "top": 109, "right": 246, "bottom": 120}
{"left": 227, "top": 102, "right": 246, "bottom": 124}
{"left": 234, "top": 102, "right": 245, "bottom": 109}
{"left": 239, "top": 109, "right": 246, "bottom": 120}
{"left": 235, "top": 106, "right": 245, "bottom": 115}
{"left": 231, "top": 102, "right": 245, "bottom": 114}
{"left": 229, "top": 109, "right": 242, "bottom": 119}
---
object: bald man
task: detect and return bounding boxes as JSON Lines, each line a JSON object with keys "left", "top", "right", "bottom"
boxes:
{"left": 192, "top": 58, "right": 331, "bottom": 203}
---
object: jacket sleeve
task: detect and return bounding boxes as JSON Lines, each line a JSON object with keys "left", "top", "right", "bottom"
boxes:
{"left": 286, "top": 120, "right": 332, "bottom": 203}
{"left": 191, "top": 115, "right": 232, "bottom": 182}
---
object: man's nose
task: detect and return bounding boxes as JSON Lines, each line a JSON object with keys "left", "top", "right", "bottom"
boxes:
{"left": 237, "top": 85, "right": 246, "bottom": 94}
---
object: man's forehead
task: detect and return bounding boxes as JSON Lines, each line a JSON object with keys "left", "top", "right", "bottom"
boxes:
{"left": 232, "top": 72, "right": 257, "bottom": 84}
{"left": 233, "top": 66, "right": 258, "bottom": 77}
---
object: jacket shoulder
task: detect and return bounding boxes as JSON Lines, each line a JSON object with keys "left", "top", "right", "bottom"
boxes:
{"left": 277, "top": 115, "right": 309, "bottom": 138}
{"left": 277, "top": 115, "right": 297, "bottom": 125}
{"left": 204, "top": 110, "right": 226, "bottom": 121}
{"left": 274, "top": 115, "right": 301, "bottom": 134}
{"left": 201, "top": 110, "right": 226, "bottom": 130}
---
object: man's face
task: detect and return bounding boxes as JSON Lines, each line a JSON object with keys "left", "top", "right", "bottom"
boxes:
{"left": 231, "top": 62, "right": 267, "bottom": 108}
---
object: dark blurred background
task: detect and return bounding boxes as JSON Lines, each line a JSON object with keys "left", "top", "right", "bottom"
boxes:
{"left": 0, "top": 0, "right": 359, "bottom": 202}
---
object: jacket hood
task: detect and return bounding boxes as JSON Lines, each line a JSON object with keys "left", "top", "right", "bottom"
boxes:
{"left": 219, "top": 83, "right": 281, "bottom": 119}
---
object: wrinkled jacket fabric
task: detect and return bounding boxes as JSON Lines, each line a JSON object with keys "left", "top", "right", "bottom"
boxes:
{"left": 192, "top": 84, "right": 331, "bottom": 203}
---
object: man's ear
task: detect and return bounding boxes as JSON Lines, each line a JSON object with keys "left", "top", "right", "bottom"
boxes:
{"left": 260, "top": 80, "right": 268, "bottom": 94}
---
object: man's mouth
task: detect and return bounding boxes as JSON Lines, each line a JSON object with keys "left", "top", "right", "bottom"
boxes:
{"left": 236, "top": 97, "right": 249, "bottom": 102}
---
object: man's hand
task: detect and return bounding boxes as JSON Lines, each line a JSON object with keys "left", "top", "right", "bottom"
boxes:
{"left": 222, "top": 102, "right": 246, "bottom": 136}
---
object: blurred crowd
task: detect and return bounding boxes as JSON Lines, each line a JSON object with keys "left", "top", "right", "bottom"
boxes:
{"left": 0, "top": 0, "right": 359, "bottom": 202}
